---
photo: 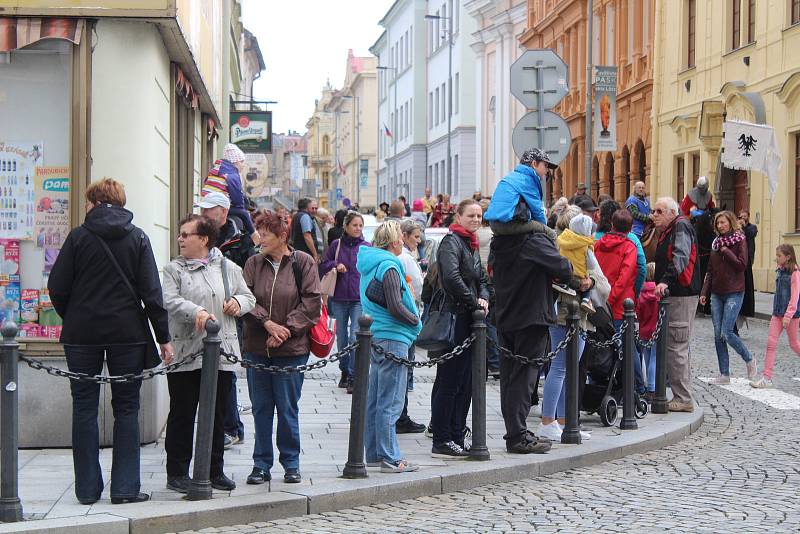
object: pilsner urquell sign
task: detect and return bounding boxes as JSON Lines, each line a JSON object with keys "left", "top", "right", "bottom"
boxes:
{"left": 230, "top": 111, "right": 272, "bottom": 154}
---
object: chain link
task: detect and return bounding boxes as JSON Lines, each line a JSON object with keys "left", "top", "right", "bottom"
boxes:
{"left": 490, "top": 325, "right": 577, "bottom": 367}
{"left": 18, "top": 350, "right": 203, "bottom": 384}
{"left": 581, "top": 320, "right": 627, "bottom": 349}
{"left": 372, "top": 335, "right": 475, "bottom": 368}
{"left": 220, "top": 342, "right": 357, "bottom": 374}
{"left": 635, "top": 307, "right": 666, "bottom": 349}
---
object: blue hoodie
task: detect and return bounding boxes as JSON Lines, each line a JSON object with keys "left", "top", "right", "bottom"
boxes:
{"left": 484, "top": 164, "right": 546, "bottom": 225}
{"left": 357, "top": 246, "right": 421, "bottom": 346}
{"left": 218, "top": 159, "right": 256, "bottom": 235}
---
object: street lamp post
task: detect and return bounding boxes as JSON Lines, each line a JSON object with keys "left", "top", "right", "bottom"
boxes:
{"left": 425, "top": 13, "right": 453, "bottom": 197}
{"left": 376, "top": 65, "right": 397, "bottom": 201}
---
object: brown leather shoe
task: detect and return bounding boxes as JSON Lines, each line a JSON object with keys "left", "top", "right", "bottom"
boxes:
{"left": 667, "top": 400, "right": 694, "bottom": 413}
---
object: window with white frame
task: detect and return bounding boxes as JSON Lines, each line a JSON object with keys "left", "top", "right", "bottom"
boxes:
{"left": 429, "top": 92, "right": 433, "bottom": 129}
{"left": 454, "top": 73, "right": 459, "bottom": 114}
{"left": 435, "top": 87, "right": 440, "bottom": 125}
{"left": 441, "top": 82, "right": 446, "bottom": 123}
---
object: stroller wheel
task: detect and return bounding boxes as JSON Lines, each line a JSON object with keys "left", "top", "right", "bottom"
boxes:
{"left": 599, "top": 396, "right": 618, "bottom": 427}
{"left": 635, "top": 397, "right": 649, "bottom": 419}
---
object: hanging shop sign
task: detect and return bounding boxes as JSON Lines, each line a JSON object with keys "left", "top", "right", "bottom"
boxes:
{"left": 593, "top": 66, "right": 618, "bottom": 152}
{"left": 230, "top": 110, "right": 272, "bottom": 154}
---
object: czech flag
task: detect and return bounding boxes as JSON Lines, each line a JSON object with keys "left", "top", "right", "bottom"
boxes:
{"left": 383, "top": 123, "right": 393, "bottom": 138}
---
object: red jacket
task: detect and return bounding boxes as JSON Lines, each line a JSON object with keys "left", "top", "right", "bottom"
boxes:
{"left": 595, "top": 232, "right": 639, "bottom": 320}
{"left": 636, "top": 281, "right": 660, "bottom": 340}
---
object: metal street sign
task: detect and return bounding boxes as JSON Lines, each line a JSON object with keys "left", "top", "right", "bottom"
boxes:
{"left": 510, "top": 49, "right": 569, "bottom": 110}
{"left": 512, "top": 110, "right": 572, "bottom": 164}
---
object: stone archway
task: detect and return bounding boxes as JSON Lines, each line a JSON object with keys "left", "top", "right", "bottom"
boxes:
{"left": 603, "top": 152, "right": 614, "bottom": 196}
{"left": 617, "top": 146, "right": 630, "bottom": 201}
{"left": 633, "top": 139, "right": 646, "bottom": 190}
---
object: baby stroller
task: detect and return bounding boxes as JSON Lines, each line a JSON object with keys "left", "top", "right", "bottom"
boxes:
{"left": 580, "top": 306, "right": 648, "bottom": 426}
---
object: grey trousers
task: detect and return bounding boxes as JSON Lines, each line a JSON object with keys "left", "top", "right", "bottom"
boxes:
{"left": 666, "top": 295, "right": 698, "bottom": 404}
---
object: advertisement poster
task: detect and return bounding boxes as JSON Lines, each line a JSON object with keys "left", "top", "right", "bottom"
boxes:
{"left": 34, "top": 166, "right": 70, "bottom": 250}
{"left": 230, "top": 110, "right": 272, "bottom": 154}
{"left": 593, "top": 67, "right": 618, "bottom": 152}
{"left": 0, "top": 141, "right": 41, "bottom": 240}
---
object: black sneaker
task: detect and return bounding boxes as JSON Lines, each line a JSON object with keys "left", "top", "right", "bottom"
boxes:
{"left": 424, "top": 424, "right": 434, "bottom": 438}
{"left": 552, "top": 282, "right": 577, "bottom": 296}
{"left": 507, "top": 438, "right": 551, "bottom": 454}
{"left": 210, "top": 473, "right": 236, "bottom": 491}
{"left": 166, "top": 475, "right": 192, "bottom": 494}
{"left": 338, "top": 372, "right": 349, "bottom": 388}
{"left": 246, "top": 467, "right": 270, "bottom": 485}
{"left": 431, "top": 441, "right": 470, "bottom": 458}
{"left": 346, "top": 379, "right": 354, "bottom": 394}
{"left": 396, "top": 418, "right": 426, "bottom": 434}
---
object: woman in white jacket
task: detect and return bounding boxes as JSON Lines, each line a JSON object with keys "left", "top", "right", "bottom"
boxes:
{"left": 162, "top": 214, "right": 255, "bottom": 494}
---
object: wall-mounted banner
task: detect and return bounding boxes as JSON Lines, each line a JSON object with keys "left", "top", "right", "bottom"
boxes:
{"left": 230, "top": 110, "right": 272, "bottom": 154}
{"left": 593, "top": 66, "right": 617, "bottom": 152}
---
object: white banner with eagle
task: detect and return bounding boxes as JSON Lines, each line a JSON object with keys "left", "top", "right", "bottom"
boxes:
{"left": 721, "top": 119, "right": 782, "bottom": 200}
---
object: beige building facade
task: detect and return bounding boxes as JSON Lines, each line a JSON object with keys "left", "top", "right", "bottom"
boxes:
{"left": 652, "top": 0, "right": 800, "bottom": 291}
{"left": 306, "top": 84, "right": 336, "bottom": 209}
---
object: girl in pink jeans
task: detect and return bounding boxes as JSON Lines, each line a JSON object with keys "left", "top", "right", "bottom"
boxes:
{"left": 751, "top": 244, "right": 800, "bottom": 388}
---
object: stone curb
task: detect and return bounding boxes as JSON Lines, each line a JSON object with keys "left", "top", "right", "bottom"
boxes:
{"left": 0, "top": 407, "right": 703, "bottom": 534}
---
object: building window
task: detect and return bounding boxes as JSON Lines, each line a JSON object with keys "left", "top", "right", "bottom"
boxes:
{"left": 454, "top": 73, "right": 459, "bottom": 113}
{"left": 746, "top": 0, "right": 755, "bottom": 44}
{"left": 435, "top": 87, "right": 440, "bottom": 125}
{"left": 731, "top": 0, "right": 741, "bottom": 50}
{"left": 793, "top": 0, "right": 800, "bottom": 25}
{"left": 454, "top": 154, "right": 459, "bottom": 192}
{"left": 441, "top": 82, "right": 446, "bottom": 123}
{"left": 676, "top": 156, "right": 685, "bottom": 200}
{"left": 687, "top": 0, "right": 696, "bottom": 68}
{"left": 428, "top": 92, "right": 433, "bottom": 128}
{"left": 795, "top": 134, "right": 800, "bottom": 230}
{"left": 691, "top": 153, "right": 700, "bottom": 186}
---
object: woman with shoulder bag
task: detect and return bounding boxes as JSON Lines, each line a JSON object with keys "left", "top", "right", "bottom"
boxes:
{"left": 48, "top": 178, "right": 173, "bottom": 505}
{"left": 243, "top": 211, "right": 321, "bottom": 485}
{"left": 429, "top": 199, "right": 490, "bottom": 458}
{"left": 161, "top": 214, "right": 256, "bottom": 494}
{"left": 358, "top": 220, "right": 422, "bottom": 472}
{"left": 319, "top": 211, "right": 370, "bottom": 392}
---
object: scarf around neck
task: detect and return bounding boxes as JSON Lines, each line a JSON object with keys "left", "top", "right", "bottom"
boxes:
{"left": 449, "top": 223, "right": 479, "bottom": 250}
{"left": 712, "top": 230, "right": 745, "bottom": 251}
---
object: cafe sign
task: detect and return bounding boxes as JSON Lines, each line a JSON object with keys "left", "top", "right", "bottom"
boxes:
{"left": 230, "top": 111, "right": 272, "bottom": 154}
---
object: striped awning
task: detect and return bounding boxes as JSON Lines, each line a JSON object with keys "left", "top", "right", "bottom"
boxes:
{"left": 0, "top": 17, "right": 84, "bottom": 52}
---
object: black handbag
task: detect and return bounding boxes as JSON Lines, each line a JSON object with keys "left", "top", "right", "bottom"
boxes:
{"left": 89, "top": 231, "right": 162, "bottom": 369}
{"left": 416, "top": 288, "right": 456, "bottom": 351}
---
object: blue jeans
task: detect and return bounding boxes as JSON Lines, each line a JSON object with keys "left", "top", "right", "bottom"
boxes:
{"left": 613, "top": 319, "right": 646, "bottom": 394}
{"left": 710, "top": 292, "right": 753, "bottom": 375}
{"left": 365, "top": 338, "right": 409, "bottom": 464}
{"left": 639, "top": 344, "right": 656, "bottom": 392}
{"left": 246, "top": 353, "right": 307, "bottom": 472}
{"left": 64, "top": 344, "right": 145, "bottom": 501}
{"left": 332, "top": 299, "right": 361, "bottom": 377}
{"left": 542, "top": 325, "right": 586, "bottom": 420}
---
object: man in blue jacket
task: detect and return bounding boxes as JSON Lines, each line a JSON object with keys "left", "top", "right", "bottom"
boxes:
{"left": 485, "top": 148, "right": 557, "bottom": 226}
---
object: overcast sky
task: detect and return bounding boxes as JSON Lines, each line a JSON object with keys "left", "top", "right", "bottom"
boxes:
{"left": 241, "top": 0, "right": 393, "bottom": 135}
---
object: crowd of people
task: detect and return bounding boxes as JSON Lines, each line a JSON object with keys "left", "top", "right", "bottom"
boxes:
{"left": 47, "top": 140, "right": 800, "bottom": 500}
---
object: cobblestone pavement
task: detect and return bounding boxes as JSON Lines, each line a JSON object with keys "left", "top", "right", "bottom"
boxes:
{"left": 173, "top": 316, "right": 800, "bottom": 533}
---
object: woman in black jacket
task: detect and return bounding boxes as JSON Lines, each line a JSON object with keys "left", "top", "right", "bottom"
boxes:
{"left": 48, "top": 178, "right": 173, "bottom": 506}
{"left": 429, "top": 199, "right": 490, "bottom": 458}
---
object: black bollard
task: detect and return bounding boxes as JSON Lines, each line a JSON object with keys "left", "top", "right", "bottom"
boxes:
{"left": 620, "top": 299, "right": 638, "bottom": 430}
{"left": 0, "top": 322, "right": 23, "bottom": 522}
{"left": 187, "top": 319, "right": 221, "bottom": 501}
{"left": 469, "top": 310, "right": 490, "bottom": 461}
{"left": 342, "top": 315, "right": 372, "bottom": 478}
{"left": 561, "top": 301, "right": 582, "bottom": 445}
{"left": 651, "top": 290, "right": 670, "bottom": 414}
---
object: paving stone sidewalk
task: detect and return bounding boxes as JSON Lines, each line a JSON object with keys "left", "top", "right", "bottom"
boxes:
{"left": 5, "top": 340, "right": 700, "bottom": 533}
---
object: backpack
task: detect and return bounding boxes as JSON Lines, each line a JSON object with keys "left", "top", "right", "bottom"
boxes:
{"left": 289, "top": 252, "right": 335, "bottom": 358}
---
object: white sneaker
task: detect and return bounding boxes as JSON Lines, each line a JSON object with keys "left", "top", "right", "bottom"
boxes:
{"left": 711, "top": 374, "right": 731, "bottom": 385}
{"left": 557, "top": 423, "right": 591, "bottom": 441}
{"left": 746, "top": 360, "right": 758, "bottom": 381}
{"left": 537, "top": 421, "right": 562, "bottom": 441}
{"left": 750, "top": 376, "right": 774, "bottom": 389}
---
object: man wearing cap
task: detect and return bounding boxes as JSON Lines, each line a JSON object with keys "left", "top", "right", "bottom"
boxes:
{"left": 195, "top": 192, "right": 259, "bottom": 448}
{"left": 484, "top": 148, "right": 557, "bottom": 236}
{"left": 680, "top": 176, "right": 716, "bottom": 219}
{"left": 570, "top": 183, "right": 588, "bottom": 204}
{"left": 573, "top": 195, "right": 600, "bottom": 223}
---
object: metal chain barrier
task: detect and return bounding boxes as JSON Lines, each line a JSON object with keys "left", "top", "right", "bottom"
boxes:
{"left": 580, "top": 320, "right": 627, "bottom": 349}
{"left": 221, "top": 341, "right": 358, "bottom": 374}
{"left": 490, "top": 325, "right": 577, "bottom": 367}
{"left": 18, "top": 350, "right": 203, "bottom": 384}
{"left": 371, "top": 335, "right": 476, "bottom": 368}
{"left": 634, "top": 307, "right": 667, "bottom": 349}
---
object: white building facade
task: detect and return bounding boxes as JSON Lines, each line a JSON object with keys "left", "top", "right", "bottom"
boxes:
{"left": 466, "top": 0, "right": 528, "bottom": 196}
{"left": 371, "top": 0, "right": 477, "bottom": 204}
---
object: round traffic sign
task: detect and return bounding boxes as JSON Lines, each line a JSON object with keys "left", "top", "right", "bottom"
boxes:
{"left": 511, "top": 110, "right": 572, "bottom": 165}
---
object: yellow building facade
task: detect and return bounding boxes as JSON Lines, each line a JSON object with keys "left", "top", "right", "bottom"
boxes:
{"left": 652, "top": 0, "right": 800, "bottom": 291}
{"left": 306, "top": 85, "right": 336, "bottom": 208}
